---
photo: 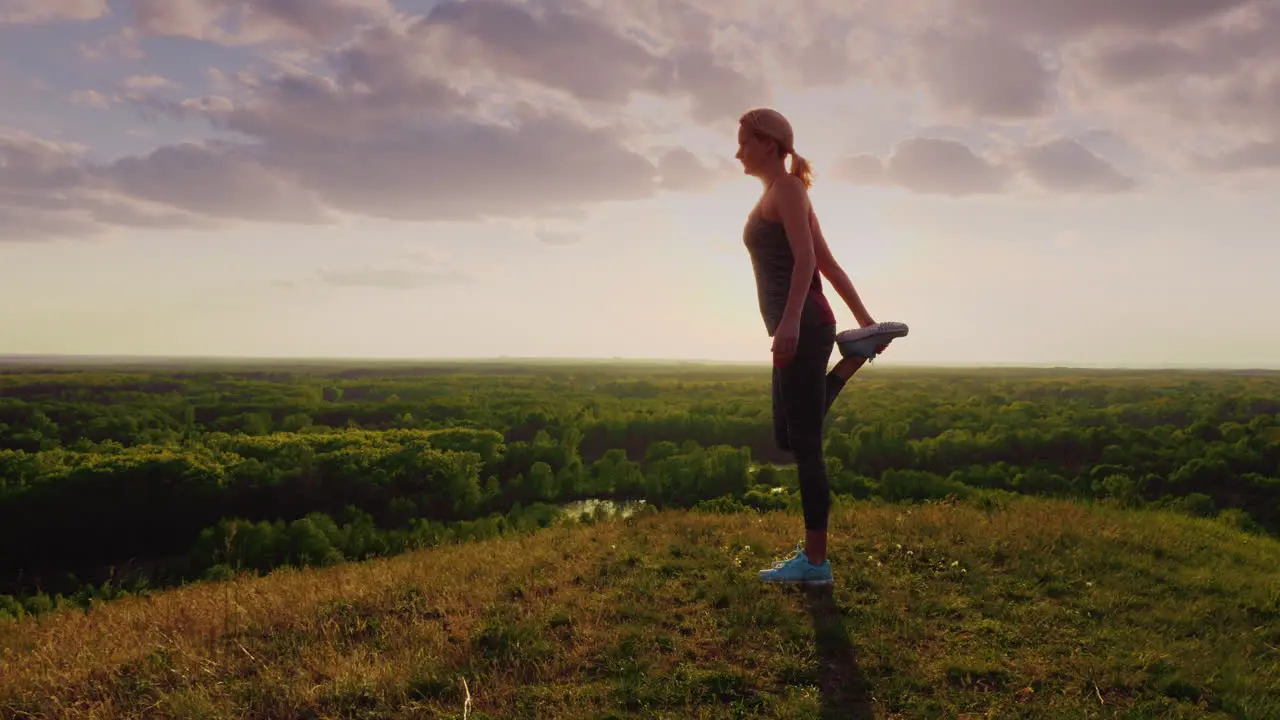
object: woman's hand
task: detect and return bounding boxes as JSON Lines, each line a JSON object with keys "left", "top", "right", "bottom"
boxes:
{"left": 772, "top": 319, "right": 800, "bottom": 367}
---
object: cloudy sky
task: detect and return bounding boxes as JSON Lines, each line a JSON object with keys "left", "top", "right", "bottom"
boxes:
{"left": 1, "top": 0, "right": 1278, "bottom": 367}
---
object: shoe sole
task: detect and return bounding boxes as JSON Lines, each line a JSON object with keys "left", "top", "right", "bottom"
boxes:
{"left": 837, "top": 322, "right": 909, "bottom": 359}
{"left": 759, "top": 576, "right": 834, "bottom": 586}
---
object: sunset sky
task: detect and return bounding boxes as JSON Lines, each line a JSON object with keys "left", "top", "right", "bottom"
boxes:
{"left": 1, "top": 0, "right": 1278, "bottom": 367}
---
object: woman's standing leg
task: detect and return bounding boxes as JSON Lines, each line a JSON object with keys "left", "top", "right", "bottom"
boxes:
{"left": 772, "top": 348, "right": 862, "bottom": 457}
{"left": 760, "top": 329, "right": 874, "bottom": 584}
{"left": 772, "top": 324, "right": 836, "bottom": 572}
{"left": 771, "top": 363, "right": 791, "bottom": 453}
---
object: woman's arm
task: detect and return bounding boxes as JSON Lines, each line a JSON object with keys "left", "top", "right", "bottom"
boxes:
{"left": 810, "top": 210, "right": 875, "bottom": 327}
{"left": 775, "top": 177, "right": 818, "bottom": 331}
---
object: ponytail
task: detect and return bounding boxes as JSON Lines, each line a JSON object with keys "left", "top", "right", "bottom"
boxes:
{"left": 789, "top": 150, "right": 813, "bottom": 189}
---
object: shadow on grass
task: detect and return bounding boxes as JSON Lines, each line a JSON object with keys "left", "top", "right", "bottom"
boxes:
{"left": 805, "top": 585, "right": 875, "bottom": 720}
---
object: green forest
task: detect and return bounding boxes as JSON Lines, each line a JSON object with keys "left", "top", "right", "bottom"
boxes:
{"left": 2, "top": 360, "right": 1279, "bottom": 620}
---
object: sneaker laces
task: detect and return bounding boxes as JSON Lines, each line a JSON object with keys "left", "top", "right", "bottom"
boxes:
{"left": 766, "top": 541, "right": 805, "bottom": 569}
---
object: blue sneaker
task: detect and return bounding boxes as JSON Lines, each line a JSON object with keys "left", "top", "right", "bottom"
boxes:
{"left": 758, "top": 545, "right": 833, "bottom": 586}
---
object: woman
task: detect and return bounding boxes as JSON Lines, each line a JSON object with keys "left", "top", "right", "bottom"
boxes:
{"left": 737, "top": 107, "right": 883, "bottom": 586}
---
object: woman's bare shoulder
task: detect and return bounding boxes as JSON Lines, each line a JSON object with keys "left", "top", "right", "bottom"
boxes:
{"left": 761, "top": 176, "right": 809, "bottom": 220}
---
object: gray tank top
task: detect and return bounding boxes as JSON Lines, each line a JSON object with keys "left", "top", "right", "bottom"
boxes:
{"left": 743, "top": 205, "right": 835, "bottom": 337}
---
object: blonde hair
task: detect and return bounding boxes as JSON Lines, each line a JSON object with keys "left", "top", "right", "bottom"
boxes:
{"left": 739, "top": 107, "right": 813, "bottom": 188}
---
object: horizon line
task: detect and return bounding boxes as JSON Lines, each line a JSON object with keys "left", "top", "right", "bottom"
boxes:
{"left": 1, "top": 353, "right": 1278, "bottom": 373}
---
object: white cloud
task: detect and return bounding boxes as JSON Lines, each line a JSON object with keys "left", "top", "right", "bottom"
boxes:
{"left": 8, "top": 0, "right": 1280, "bottom": 242}
{"left": 831, "top": 135, "right": 1134, "bottom": 196}
{"left": 833, "top": 137, "right": 1011, "bottom": 196}
{"left": 914, "top": 26, "right": 1057, "bottom": 119}
{"left": 132, "top": 0, "right": 395, "bottom": 46}
{"left": 0, "top": 0, "right": 107, "bottom": 24}
{"left": 68, "top": 89, "right": 110, "bottom": 109}
{"left": 122, "top": 75, "right": 180, "bottom": 91}
{"left": 1017, "top": 138, "right": 1136, "bottom": 193}
{"left": 967, "top": 0, "right": 1253, "bottom": 36}
{"left": 0, "top": 128, "right": 272, "bottom": 241}
{"left": 79, "top": 27, "right": 144, "bottom": 61}
{"left": 100, "top": 141, "right": 333, "bottom": 224}
{"left": 1053, "top": 3, "right": 1280, "bottom": 165}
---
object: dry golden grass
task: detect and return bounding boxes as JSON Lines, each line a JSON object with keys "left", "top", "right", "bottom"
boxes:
{"left": 3, "top": 498, "right": 1279, "bottom": 718}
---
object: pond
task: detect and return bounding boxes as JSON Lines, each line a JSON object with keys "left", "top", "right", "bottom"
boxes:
{"left": 558, "top": 497, "right": 647, "bottom": 521}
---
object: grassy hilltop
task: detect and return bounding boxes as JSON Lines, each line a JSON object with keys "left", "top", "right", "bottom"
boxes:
{"left": 3, "top": 496, "right": 1279, "bottom": 719}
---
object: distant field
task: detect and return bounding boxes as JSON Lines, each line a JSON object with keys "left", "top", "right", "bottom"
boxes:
{"left": 4, "top": 354, "right": 1280, "bottom": 374}
{"left": 1, "top": 360, "right": 1277, "bottom": 609}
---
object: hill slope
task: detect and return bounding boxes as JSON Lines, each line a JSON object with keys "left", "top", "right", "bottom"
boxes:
{"left": 3, "top": 498, "right": 1279, "bottom": 719}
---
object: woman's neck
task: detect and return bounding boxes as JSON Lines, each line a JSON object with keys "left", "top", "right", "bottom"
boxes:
{"left": 757, "top": 162, "right": 787, "bottom": 190}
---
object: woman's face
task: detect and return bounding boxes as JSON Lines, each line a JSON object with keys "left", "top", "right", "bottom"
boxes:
{"left": 735, "top": 123, "right": 775, "bottom": 176}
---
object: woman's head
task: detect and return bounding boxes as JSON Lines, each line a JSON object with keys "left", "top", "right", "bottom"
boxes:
{"left": 736, "top": 107, "right": 813, "bottom": 188}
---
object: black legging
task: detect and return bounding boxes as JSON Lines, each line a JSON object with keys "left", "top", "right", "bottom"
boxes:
{"left": 771, "top": 322, "right": 846, "bottom": 531}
